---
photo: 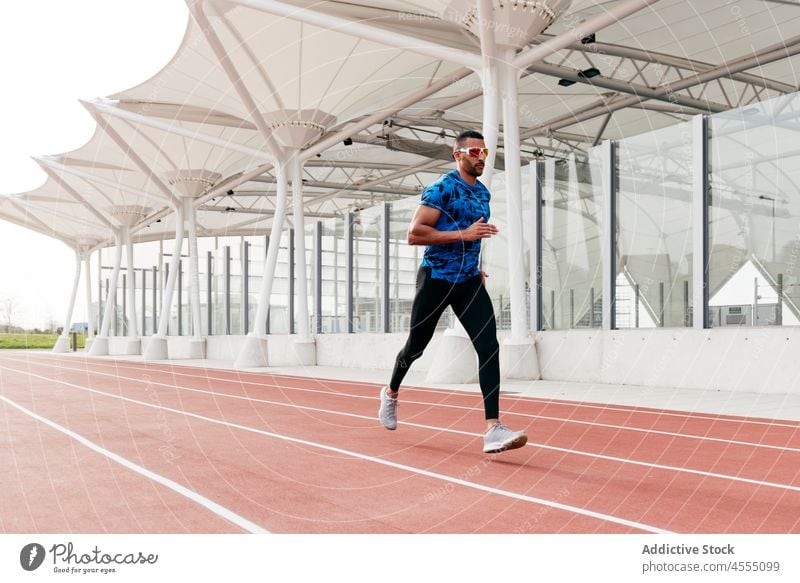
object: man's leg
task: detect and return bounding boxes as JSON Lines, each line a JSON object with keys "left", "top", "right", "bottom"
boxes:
{"left": 388, "top": 267, "right": 450, "bottom": 392}
{"left": 450, "top": 278, "right": 501, "bottom": 423}
{"left": 451, "top": 278, "right": 527, "bottom": 453}
{"left": 379, "top": 268, "right": 450, "bottom": 430}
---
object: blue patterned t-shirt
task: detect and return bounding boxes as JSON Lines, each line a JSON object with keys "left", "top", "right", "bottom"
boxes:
{"left": 419, "top": 169, "right": 491, "bottom": 283}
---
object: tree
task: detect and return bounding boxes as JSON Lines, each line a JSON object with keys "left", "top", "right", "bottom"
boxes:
{"left": 0, "top": 297, "right": 19, "bottom": 333}
{"left": 46, "top": 316, "right": 57, "bottom": 334}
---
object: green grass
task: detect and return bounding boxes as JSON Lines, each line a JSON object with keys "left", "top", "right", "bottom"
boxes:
{"left": 0, "top": 333, "right": 86, "bottom": 350}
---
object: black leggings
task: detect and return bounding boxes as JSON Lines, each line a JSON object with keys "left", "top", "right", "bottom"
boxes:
{"left": 389, "top": 267, "right": 500, "bottom": 420}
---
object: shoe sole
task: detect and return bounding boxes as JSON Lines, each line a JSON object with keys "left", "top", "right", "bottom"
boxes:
{"left": 378, "top": 407, "right": 397, "bottom": 430}
{"left": 483, "top": 433, "right": 528, "bottom": 454}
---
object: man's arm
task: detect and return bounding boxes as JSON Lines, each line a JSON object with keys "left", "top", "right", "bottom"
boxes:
{"left": 407, "top": 205, "right": 498, "bottom": 246}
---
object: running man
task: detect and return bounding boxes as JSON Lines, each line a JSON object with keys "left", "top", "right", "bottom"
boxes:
{"left": 378, "top": 130, "right": 528, "bottom": 454}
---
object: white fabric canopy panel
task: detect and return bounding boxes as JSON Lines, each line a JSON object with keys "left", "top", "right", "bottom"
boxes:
{"left": 2, "top": 0, "right": 799, "bottom": 260}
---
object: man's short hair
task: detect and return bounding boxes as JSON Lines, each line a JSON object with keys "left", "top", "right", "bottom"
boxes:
{"left": 453, "top": 130, "right": 485, "bottom": 150}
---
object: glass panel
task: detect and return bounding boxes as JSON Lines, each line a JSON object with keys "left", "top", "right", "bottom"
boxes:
{"left": 115, "top": 274, "right": 124, "bottom": 336}
{"left": 616, "top": 122, "right": 693, "bottom": 328}
{"left": 242, "top": 237, "right": 261, "bottom": 335}
{"left": 389, "top": 200, "right": 420, "bottom": 334}
{"left": 150, "top": 267, "right": 159, "bottom": 336}
{"left": 305, "top": 223, "right": 319, "bottom": 334}
{"left": 230, "top": 242, "right": 243, "bottom": 335}
{"left": 320, "top": 217, "right": 347, "bottom": 333}
{"left": 198, "top": 252, "right": 209, "bottom": 337}
{"left": 354, "top": 206, "right": 383, "bottom": 333}
{"left": 540, "top": 150, "right": 604, "bottom": 330}
{"left": 133, "top": 270, "right": 142, "bottom": 336}
{"left": 213, "top": 248, "right": 225, "bottom": 334}
{"left": 709, "top": 93, "right": 800, "bottom": 327}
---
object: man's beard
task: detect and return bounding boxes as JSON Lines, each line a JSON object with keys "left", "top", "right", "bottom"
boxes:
{"left": 465, "top": 161, "right": 485, "bottom": 177}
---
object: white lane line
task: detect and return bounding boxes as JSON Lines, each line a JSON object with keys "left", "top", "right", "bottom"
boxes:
{"left": 11, "top": 355, "right": 800, "bottom": 455}
{"left": 6, "top": 359, "right": 800, "bottom": 493}
{"left": 51, "top": 354, "right": 800, "bottom": 429}
{"left": 0, "top": 364, "right": 671, "bottom": 534}
{"left": 0, "top": 394, "right": 269, "bottom": 534}
{"left": 68, "top": 372, "right": 800, "bottom": 492}
{"left": 33, "top": 352, "right": 800, "bottom": 429}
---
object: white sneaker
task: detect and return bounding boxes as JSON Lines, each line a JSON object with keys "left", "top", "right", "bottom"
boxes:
{"left": 483, "top": 422, "right": 527, "bottom": 453}
{"left": 378, "top": 386, "right": 398, "bottom": 430}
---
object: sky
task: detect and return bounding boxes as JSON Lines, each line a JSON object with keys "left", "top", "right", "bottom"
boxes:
{"left": 0, "top": 0, "right": 188, "bottom": 329}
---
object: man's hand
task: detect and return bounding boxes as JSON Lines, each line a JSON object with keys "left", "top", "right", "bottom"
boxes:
{"left": 480, "top": 270, "right": 489, "bottom": 285}
{"left": 461, "top": 217, "right": 498, "bottom": 241}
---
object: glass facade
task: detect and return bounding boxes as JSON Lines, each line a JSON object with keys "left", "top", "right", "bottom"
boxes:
{"left": 540, "top": 151, "right": 604, "bottom": 330}
{"left": 616, "top": 122, "right": 693, "bottom": 328}
{"left": 388, "top": 200, "right": 421, "bottom": 333}
{"left": 709, "top": 93, "right": 800, "bottom": 327}
{"left": 318, "top": 217, "right": 347, "bottom": 333}
{"left": 91, "top": 91, "right": 800, "bottom": 338}
{"left": 354, "top": 205, "right": 383, "bottom": 333}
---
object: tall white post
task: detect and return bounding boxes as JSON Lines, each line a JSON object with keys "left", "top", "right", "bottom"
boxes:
{"left": 89, "top": 231, "right": 123, "bottom": 356}
{"left": 121, "top": 227, "right": 141, "bottom": 355}
{"left": 185, "top": 196, "right": 205, "bottom": 358}
{"left": 160, "top": 207, "right": 185, "bottom": 337}
{"left": 124, "top": 228, "right": 138, "bottom": 338}
{"left": 499, "top": 48, "right": 528, "bottom": 344}
{"left": 154, "top": 170, "right": 221, "bottom": 360}
{"left": 425, "top": 0, "right": 497, "bottom": 385}
{"left": 107, "top": 207, "right": 149, "bottom": 355}
{"left": 477, "top": 0, "right": 500, "bottom": 190}
{"left": 52, "top": 250, "right": 82, "bottom": 353}
{"left": 84, "top": 252, "right": 94, "bottom": 344}
{"left": 235, "top": 161, "right": 289, "bottom": 368}
{"left": 291, "top": 156, "right": 311, "bottom": 341}
{"left": 497, "top": 48, "right": 539, "bottom": 379}
{"left": 143, "top": 204, "right": 184, "bottom": 361}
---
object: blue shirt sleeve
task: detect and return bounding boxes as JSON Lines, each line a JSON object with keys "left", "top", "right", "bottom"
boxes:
{"left": 419, "top": 179, "right": 450, "bottom": 213}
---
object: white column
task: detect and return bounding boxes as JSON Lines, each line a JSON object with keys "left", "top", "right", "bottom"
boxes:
{"left": 184, "top": 196, "right": 205, "bottom": 358}
{"left": 124, "top": 228, "right": 138, "bottom": 337}
{"left": 426, "top": 8, "right": 498, "bottom": 384}
{"left": 143, "top": 205, "right": 184, "bottom": 361}
{"left": 477, "top": 0, "right": 500, "bottom": 190}
{"left": 235, "top": 162, "right": 289, "bottom": 368}
{"left": 480, "top": 77, "right": 500, "bottom": 189}
{"left": 89, "top": 231, "right": 123, "bottom": 356}
{"left": 121, "top": 227, "right": 141, "bottom": 355}
{"left": 497, "top": 49, "right": 539, "bottom": 380}
{"left": 52, "top": 250, "right": 82, "bottom": 353}
{"left": 291, "top": 157, "right": 311, "bottom": 341}
{"left": 499, "top": 48, "right": 528, "bottom": 344}
{"left": 84, "top": 252, "right": 94, "bottom": 343}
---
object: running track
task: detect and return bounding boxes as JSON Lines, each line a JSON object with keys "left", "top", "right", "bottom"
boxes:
{"left": 1, "top": 352, "right": 799, "bottom": 534}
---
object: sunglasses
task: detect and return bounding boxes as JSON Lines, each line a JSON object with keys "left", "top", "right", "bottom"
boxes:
{"left": 454, "top": 147, "right": 489, "bottom": 158}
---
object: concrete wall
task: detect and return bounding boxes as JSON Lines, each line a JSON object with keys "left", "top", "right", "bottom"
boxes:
{"left": 309, "top": 327, "right": 800, "bottom": 394}
{"left": 110, "top": 326, "right": 800, "bottom": 395}
{"left": 315, "top": 332, "right": 440, "bottom": 371}
{"left": 534, "top": 327, "right": 800, "bottom": 394}
{"left": 206, "top": 335, "right": 245, "bottom": 361}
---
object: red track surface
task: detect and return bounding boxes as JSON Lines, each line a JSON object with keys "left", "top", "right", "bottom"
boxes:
{"left": 1, "top": 352, "right": 799, "bottom": 534}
